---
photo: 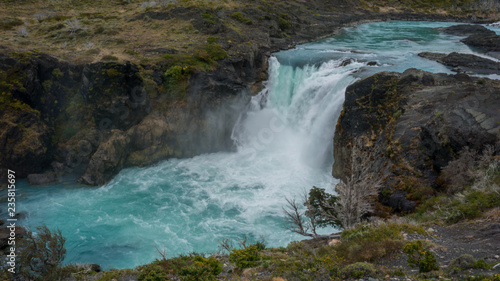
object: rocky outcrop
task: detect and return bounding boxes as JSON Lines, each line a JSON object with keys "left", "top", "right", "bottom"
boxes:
{"left": 418, "top": 52, "right": 500, "bottom": 75}
{"left": 333, "top": 69, "right": 500, "bottom": 213}
{"left": 438, "top": 24, "right": 496, "bottom": 37}
{"left": 439, "top": 24, "right": 500, "bottom": 59}
{"left": 0, "top": 46, "right": 260, "bottom": 186}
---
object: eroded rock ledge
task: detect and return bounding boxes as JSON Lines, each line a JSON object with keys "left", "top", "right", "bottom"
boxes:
{"left": 333, "top": 69, "right": 500, "bottom": 213}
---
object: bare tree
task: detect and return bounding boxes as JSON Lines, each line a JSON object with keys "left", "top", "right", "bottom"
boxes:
{"left": 321, "top": 140, "right": 380, "bottom": 229}
{"left": 283, "top": 191, "right": 341, "bottom": 239}
{"left": 283, "top": 139, "right": 381, "bottom": 236}
{"left": 283, "top": 195, "right": 319, "bottom": 238}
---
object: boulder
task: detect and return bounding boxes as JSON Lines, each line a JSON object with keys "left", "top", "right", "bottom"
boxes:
{"left": 438, "top": 24, "right": 496, "bottom": 37}
{"left": 27, "top": 172, "right": 56, "bottom": 185}
{"left": 418, "top": 52, "right": 500, "bottom": 75}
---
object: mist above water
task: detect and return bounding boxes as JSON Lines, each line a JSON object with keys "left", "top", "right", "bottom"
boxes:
{"left": 16, "top": 21, "right": 499, "bottom": 269}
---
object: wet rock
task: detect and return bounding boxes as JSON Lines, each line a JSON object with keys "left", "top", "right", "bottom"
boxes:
{"left": 437, "top": 24, "right": 500, "bottom": 59}
{"left": 418, "top": 52, "right": 500, "bottom": 75}
{"left": 462, "top": 34, "right": 500, "bottom": 59}
{"left": 27, "top": 172, "right": 56, "bottom": 185}
{"left": 79, "top": 130, "right": 131, "bottom": 186}
{"left": 438, "top": 24, "right": 496, "bottom": 37}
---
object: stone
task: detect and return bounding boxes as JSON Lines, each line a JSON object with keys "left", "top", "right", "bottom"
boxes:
{"left": 438, "top": 24, "right": 496, "bottom": 37}
{"left": 418, "top": 52, "right": 500, "bottom": 75}
{"left": 27, "top": 172, "right": 56, "bottom": 185}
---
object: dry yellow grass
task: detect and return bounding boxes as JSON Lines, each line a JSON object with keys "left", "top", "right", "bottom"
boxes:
{"left": 0, "top": 0, "right": 235, "bottom": 64}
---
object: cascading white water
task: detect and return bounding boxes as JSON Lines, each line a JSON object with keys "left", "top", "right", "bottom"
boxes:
{"left": 15, "top": 21, "right": 500, "bottom": 269}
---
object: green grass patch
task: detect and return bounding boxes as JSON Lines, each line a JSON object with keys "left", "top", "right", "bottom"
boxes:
{"left": 335, "top": 220, "right": 425, "bottom": 263}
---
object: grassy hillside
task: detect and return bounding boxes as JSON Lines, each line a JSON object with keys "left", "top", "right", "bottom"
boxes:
{"left": 1, "top": 0, "right": 498, "bottom": 66}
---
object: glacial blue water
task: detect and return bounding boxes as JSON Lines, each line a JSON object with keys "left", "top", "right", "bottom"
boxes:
{"left": 13, "top": 21, "right": 500, "bottom": 269}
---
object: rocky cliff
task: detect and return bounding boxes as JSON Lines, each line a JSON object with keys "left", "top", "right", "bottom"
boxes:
{"left": 333, "top": 69, "right": 500, "bottom": 213}
{"left": 0, "top": 47, "right": 264, "bottom": 186}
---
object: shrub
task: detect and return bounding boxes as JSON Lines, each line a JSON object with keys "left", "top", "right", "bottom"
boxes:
{"left": 231, "top": 12, "right": 252, "bottom": 24}
{"left": 335, "top": 218, "right": 423, "bottom": 263}
{"left": 278, "top": 18, "right": 292, "bottom": 30}
{"left": 17, "top": 225, "right": 67, "bottom": 280}
{"left": 102, "top": 55, "right": 119, "bottom": 62}
{"left": 179, "top": 255, "right": 222, "bottom": 281}
{"left": 342, "top": 262, "right": 377, "bottom": 279}
{"left": 206, "top": 36, "right": 217, "bottom": 44}
{"left": 164, "top": 65, "right": 184, "bottom": 80}
{"left": 403, "top": 240, "right": 439, "bottom": 273}
{"left": 471, "top": 259, "right": 492, "bottom": 270}
{"left": 449, "top": 254, "right": 476, "bottom": 270}
{"left": 229, "top": 245, "right": 261, "bottom": 269}
{"left": 17, "top": 26, "right": 29, "bottom": 37}
{"left": 138, "top": 264, "right": 168, "bottom": 281}
{"left": 64, "top": 18, "right": 82, "bottom": 33}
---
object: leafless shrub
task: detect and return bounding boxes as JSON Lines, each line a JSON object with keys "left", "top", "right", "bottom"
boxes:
{"left": 442, "top": 145, "right": 499, "bottom": 194}
{"left": 140, "top": 1, "right": 157, "bottom": 8}
{"left": 283, "top": 139, "right": 381, "bottom": 235}
{"left": 154, "top": 244, "right": 167, "bottom": 261}
{"left": 322, "top": 140, "right": 381, "bottom": 229}
{"left": 283, "top": 194, "right": 324, "bottom": 238}
{"left": 64, "top": 18, "right": 82, "bottom": 33}
{"left": 158, "top": 0, "right": 177, "bottom": 7}
{"left": 17, "top": 26, "right": 29, "bottom": 37}
{"left": 34, "top": 11, "right": 54, "bottom": 22}
{"left": 217, "top": 238, "right": 234, "bottom": 254}
{"left": 83, "top": 41, "right": 95, "bottom": 49}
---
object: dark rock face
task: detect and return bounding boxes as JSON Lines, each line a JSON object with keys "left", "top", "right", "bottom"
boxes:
{"left": 418, "top": 52, "right": 500, "bottom": 75}
{"left": 0, "top": 49, "right": 259, "bottom": 186}
{"left": 333, "top": 69, "right": 500, "bottom": 213}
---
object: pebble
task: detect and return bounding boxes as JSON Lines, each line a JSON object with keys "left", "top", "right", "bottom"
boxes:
{"left": 495, "top": 255, "right": 499, "bottom": 259}
{"left": 427, "top": 227, "right": 435, "bottom": 233}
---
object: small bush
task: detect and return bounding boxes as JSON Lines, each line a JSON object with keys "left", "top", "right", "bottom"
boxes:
{"left": 449, "top": 254, "right": 476, "bottom": 270}
{"left": 472, "top": 259, "right": 492, "bottom": 270}
{"left": 231, "top": 12, "right": 252, "bottom": 24}
{"left": 102, "top": 55, "right": 119, "bottom": 61}
{"left": 278, "top": 18, "right": 292, "bottom": 30}
{"left": 403, "top": 240, "right": 439, "bottom": 273}
{"left": 179, "top": 255, "right": 222, "bottom": 281}
{"left": 229, "top": 245, "right": 261, "bottom": 269}
{"left": 335, "top": 219, "right": 423, "bottom": 263}
{"left": 342, "top": 262, "right": 377, "bottom": 279}
{"left": 138, "top": 264, "right": 168, "bottom": 281}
